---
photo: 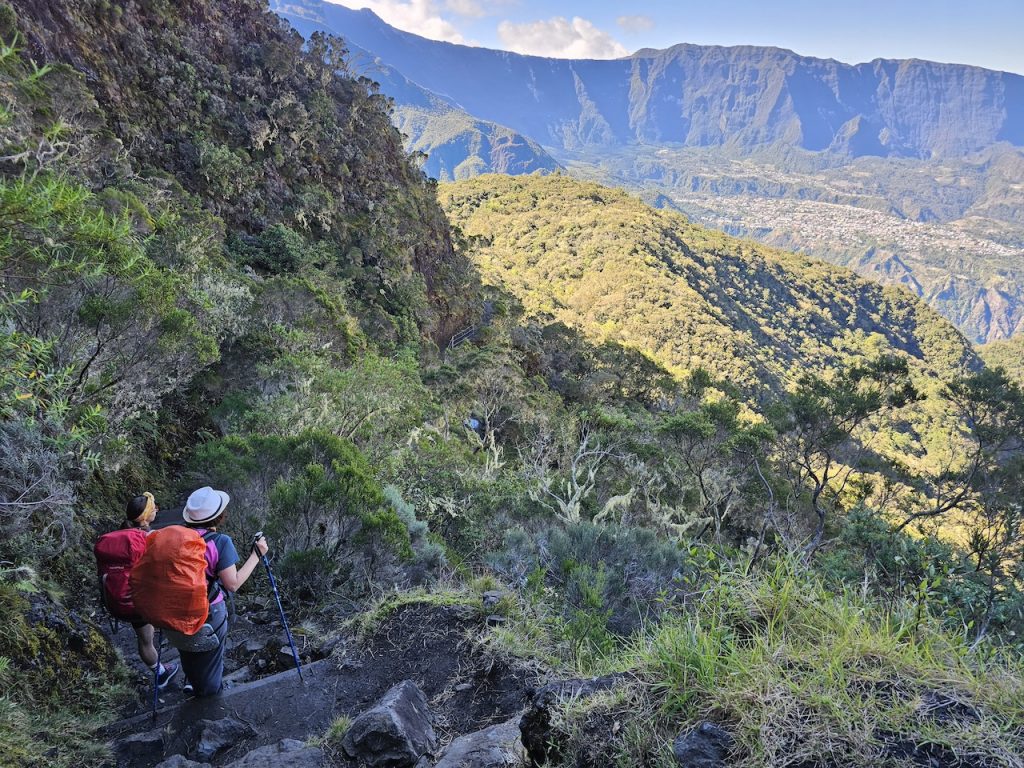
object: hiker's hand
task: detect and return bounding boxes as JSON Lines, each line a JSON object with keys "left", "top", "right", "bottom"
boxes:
{"left": 254, "top": 536, "right": 268, "bottom": 556}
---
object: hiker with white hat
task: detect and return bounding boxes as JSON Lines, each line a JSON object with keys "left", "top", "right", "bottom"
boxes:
{"left": 175, "top": 485, "right": 268, "bottom": 696}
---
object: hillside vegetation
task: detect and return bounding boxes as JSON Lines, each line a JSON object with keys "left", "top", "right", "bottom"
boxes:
{"left": 4, "top": 2, "right": 1024, "bottom": 767}
{"left": 395, "top": 106, "right": 561, "bottom": 181}
{"left": 440, "top": 174, "right": 975, "bottom": 392}
{"left": 565, "top": 144, "right": 1024, "bottom": 344}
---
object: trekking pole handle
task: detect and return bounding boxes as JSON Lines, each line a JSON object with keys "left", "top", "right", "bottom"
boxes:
{"left": 252, "top": 531, "right": 265, "bottom": 556}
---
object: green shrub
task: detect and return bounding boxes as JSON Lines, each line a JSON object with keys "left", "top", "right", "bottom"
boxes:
{"left": 488, "top": 522, "right": 703, "bottom": 637}
{"left": 190, "top": 430, "right": 412, "bottom": 595}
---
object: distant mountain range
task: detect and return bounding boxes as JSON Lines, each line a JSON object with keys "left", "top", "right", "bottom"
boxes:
{"left": 276, "top": 1, "right": 1024, "bottom": 159}
{"left": 274, "top": 3, "right": 560, "bottom": 180}
{"left": 271, "top": 0, "right": 1024, "bottom": 344}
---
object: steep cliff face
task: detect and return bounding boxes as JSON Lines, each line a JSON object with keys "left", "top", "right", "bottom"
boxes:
{"left": 10, "top": 0, "right": 473, "bottom": 342}
{"left": 275, "top": 7, "right": 561, "bottom": 180}
{"left": 276, "top": 0, "right": 1024, "bottom": 160}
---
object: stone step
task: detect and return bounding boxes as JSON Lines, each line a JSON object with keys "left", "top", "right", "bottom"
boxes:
{"left": 104, "top": 659, "right": 339, "bottom": 766}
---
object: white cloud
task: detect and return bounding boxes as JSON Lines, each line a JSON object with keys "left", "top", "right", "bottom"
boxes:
{"left": 616, "top": 15, "right": 654, "bottom": 33}
{"left": 444, "top": 0, "right": 485, "bottom": 17}
{"left": 497, "top": 16, "right": 628, "bottom": 59}
{"left": 325, "top": 0, "right": 467, "bottom": 43}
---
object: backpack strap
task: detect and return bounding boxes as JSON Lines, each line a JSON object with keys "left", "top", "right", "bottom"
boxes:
{"left": 201, "top": 530, "right": 223, "bottom": 603}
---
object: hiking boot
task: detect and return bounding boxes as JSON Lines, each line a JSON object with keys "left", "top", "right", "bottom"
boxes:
{"left": 156, "top": 663, "right": 178, "bottom": 690}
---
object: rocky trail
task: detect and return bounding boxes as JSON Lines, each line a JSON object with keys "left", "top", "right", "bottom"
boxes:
{"left": 101, "top": 600, "right": 542, "bottom": 767}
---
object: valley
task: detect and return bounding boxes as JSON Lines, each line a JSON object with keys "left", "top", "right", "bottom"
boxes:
{"left": 272, "top": 0, "right": 1024, "bottom": 344}
{"left": 561, "top": 144, "right": 1024, "bottom": 342}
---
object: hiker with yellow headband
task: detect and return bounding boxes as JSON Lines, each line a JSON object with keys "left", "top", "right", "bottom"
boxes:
{"left": 93, "top": 492, "right": 179, "bottom": 690}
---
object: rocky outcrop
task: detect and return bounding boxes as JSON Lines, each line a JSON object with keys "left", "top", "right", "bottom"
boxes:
{"left": 433, "top": 718, "right": 526, "bottom": 768}
{"left": 343, "top": 680, "right": 438, "bottom": 767}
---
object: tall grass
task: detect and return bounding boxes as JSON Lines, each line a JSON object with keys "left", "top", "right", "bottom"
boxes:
{"left": 611, "top": 558, "right": 1024, "bottom": 766}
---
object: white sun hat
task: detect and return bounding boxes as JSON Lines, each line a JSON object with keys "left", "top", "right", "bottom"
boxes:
{"left": 182, "top": 486, "right": 231, "bottom": 524}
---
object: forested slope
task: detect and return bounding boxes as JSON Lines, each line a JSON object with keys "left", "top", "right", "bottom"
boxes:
{"left": 441, "top": 174, "right": 977, "bottom": 394}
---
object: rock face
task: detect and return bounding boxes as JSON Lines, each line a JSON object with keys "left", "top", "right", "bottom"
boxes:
{"left": 433, "top": 718, "right": 526, "bottom": 768}
{"left": 342, "top": 680, "right": 438, "bottom": 767}
{"left": 672, "top": 722, "right": 734, "bottom": 768}
{"left": 519, "top": 675, "right": 625, "bottom": 767}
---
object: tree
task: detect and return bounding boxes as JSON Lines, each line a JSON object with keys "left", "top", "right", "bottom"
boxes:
{"left": 657, "top": 371, "right": 774, "bottom": 545}
{"left": 522, "top": 417, "right": 618, "bottom": 524}
{"left": 897, "top": 368, "right": 1024, "bottom": 532}
{"left": 770, "top": 355, "right": 916, "bottom": 558}
{"left": 894, "top": 369, "right": 1024, "bottom": 643}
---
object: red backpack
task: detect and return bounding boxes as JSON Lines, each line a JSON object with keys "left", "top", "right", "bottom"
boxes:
{"left": 94, "top": 528, "right": 149, "bottom": 620}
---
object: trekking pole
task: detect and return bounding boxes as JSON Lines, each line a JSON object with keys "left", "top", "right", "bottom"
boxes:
{"left": 151, "top": 629, "right": 162, "bottom": 722}
{"left": 252, "top": 532, "right": 303, "bottom": 682}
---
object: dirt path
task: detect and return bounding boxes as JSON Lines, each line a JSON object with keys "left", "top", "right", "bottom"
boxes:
{"left": 102, "top": 601, "right": 537, "bottom": 766}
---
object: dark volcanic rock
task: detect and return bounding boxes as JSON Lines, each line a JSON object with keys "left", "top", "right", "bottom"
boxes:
{"left": 433, "top": 718, "right": 526, "bottom": 768}
{"left": 223, "top": 738, "right": 325, "bottom": 768}
{"left": 342, "top": 680, "right": 438, "bottom": 767}
{"left": 112, "top": 727, "right": 165, "bottom": 765}
{"left": 154, "top": 757, "right": 211, "bottom": 768}
{"left": 673, "top": 722, "right": 734, "bottom": 767}
{"left": 193, "top": 717, "right": 257, "bottom": 762}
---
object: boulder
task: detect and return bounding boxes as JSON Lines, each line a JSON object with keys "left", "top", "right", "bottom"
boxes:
{"left": 672, "top": 722, "right": 733, "bottom": 768}
{"left": 193, "top": 717, "right": 257, "bottom": 761}
{"left": 112, "top": 727, "right": 165, "bottom": 765}
{"left": 519, "top": 675, "right": 625, "bottom": 766}
{"left": 433, "top": 718, "right": 526, "bottom": 768}
{"left": 223, "top": 738, "right": 325, "bottom": 768}
{"left": 342, "top": 680, "right": 438, "bottom": 767}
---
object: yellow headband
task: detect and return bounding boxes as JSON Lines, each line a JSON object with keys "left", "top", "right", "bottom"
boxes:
{"left": 132, "top": 492, "right": 157, "bottom": 524}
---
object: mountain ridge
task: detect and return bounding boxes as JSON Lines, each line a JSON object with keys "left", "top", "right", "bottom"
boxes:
{"left": 440, "top": 173, "right": 978, "bottom": 395}
{"left": 278, "top": 1, "right": 1024, "bottom": 160}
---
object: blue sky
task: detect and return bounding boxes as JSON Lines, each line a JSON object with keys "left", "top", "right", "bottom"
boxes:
{"left": 326, "top": 0, "right": 1024, "bottom": 74}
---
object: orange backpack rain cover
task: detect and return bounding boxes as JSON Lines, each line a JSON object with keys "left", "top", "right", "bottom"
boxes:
{"left": 130, "top": 525, "right": 212, "bottom": 634}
